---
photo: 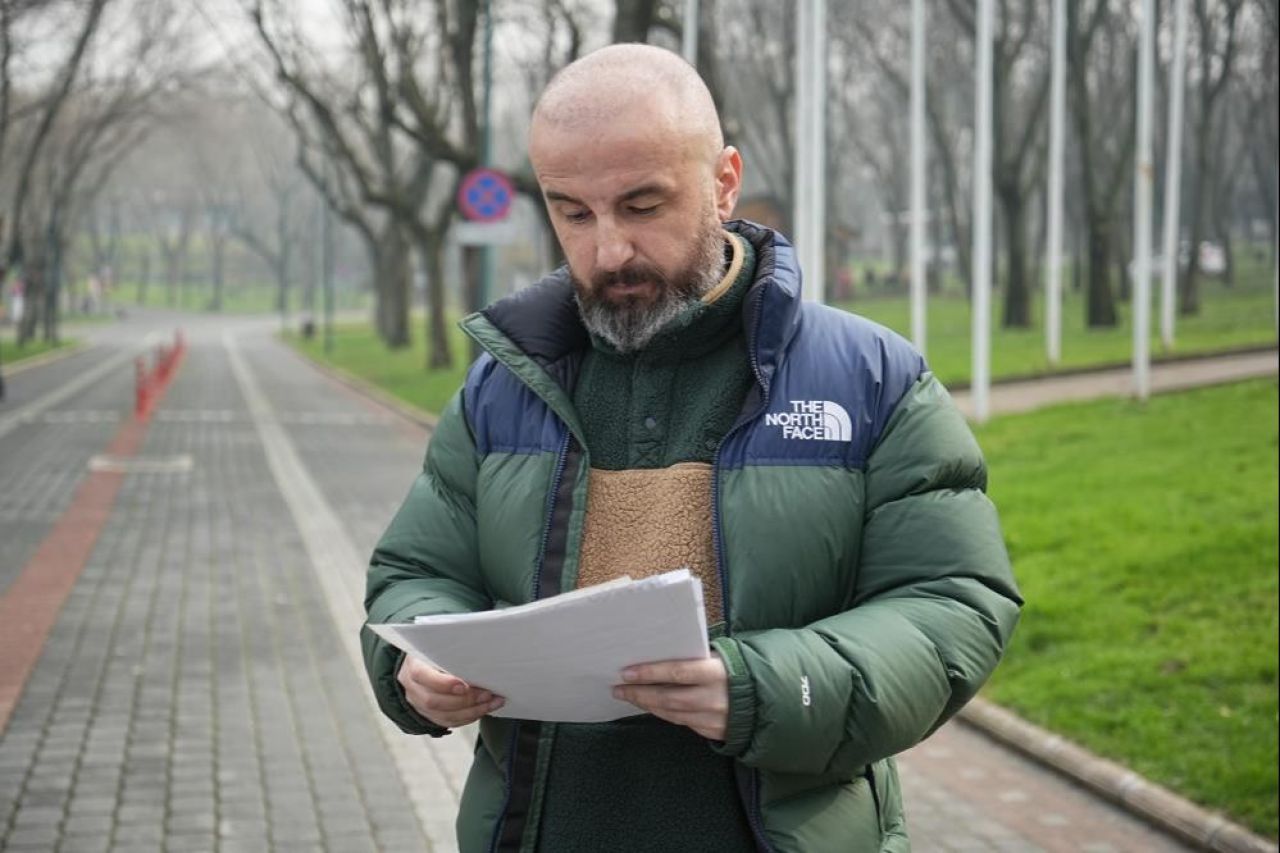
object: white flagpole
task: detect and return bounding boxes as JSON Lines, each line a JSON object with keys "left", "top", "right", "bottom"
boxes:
{"left": 682, "top": 0, "right": 699, "bottom": 64}
{"left": 793, "top": 0, "right": 827, "bottom": 303}
{"left": 910, "top": 0, "right": 928, "bottom": 355}
{"left": 811, "top": 0, "right": 828, "bottom": 303}
{"left": 971, "top": 0, "right": 994, "bottom": 423}
{"left": 1161, "top": 0, "right": 1189, "bottom": 350}
{"left": 1133, "top": 0, "right": 1156, "bottom": 400}
{"left": 1045, "top": 0, "right": 1067, "bottom": 365}
{"left": 794, "top": 0, "right": 813, "bottom": 300}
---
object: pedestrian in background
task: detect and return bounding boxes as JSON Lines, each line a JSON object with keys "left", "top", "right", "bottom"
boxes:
{"left": 362, "top": 43, "right": 1021, "bottom": 852}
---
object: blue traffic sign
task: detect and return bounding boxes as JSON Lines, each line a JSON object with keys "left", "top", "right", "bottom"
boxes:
{"left": 457, "top": 168, "right": 515, "bottom": 223}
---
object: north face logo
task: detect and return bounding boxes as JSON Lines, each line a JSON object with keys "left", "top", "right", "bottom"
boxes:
{"left": 764, "top": 400, "right": 853, "bottom": 442}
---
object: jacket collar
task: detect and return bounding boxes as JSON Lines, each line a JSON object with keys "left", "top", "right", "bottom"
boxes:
{"left": 471, "top": 220, "right": 803, "bottom": 397}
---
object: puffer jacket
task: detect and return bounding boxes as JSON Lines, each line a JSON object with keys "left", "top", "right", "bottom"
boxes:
{"left": 361, "top": 220, "right": 1022, "bottom": 852}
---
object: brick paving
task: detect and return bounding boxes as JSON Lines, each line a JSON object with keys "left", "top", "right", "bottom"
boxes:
{"left": 0, "top": 347, "right": 132, "bottom": 597}
{"left": 1, "top": 328, "right": 426, "bottom": 852}
{"left": 2, "top": 315, "right": 1272, "bottom": 852}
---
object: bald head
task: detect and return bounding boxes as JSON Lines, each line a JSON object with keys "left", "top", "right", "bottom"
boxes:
{"left": 531, "top": 44, "right": 723, "bottom": 163}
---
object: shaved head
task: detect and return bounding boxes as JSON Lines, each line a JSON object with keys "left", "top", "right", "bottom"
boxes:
{"left": 527, "top": 43, "right": 743, "bottom": 353}
{"left": 531, "top": 43, "right": 723, "bottom": 164}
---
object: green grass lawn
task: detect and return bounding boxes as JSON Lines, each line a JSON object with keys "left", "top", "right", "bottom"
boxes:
{"left": 978, "top": 378, "right": 1279, "bottom": 838}
{"left": 0, "top": 331, "right": 76, "bottom": 370}
{"left": 284, "top": 268, "right": 1277, "bottom": 420}
{"left": 840, "top": 271, "right": 1277, "bottom": 388}
{"left": 284, "top": 317, "right": 472, "bottom": 416}
{"left": 118, "top": 280, "right": 371, "bottom": 315}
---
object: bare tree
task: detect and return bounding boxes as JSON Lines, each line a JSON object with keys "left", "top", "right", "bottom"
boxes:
{"left": 1067, "top": 0, "right": 1140, "bottom": 327}
{"left": 250, "top": 0, "right": 467, "bottom": 364}
{"left": 2, "top": 0, "right": 109, "bottom": 344}
{"left": 8, "top": 0, "right": 186, "bottom": 343}
{"left": 846, "top": 5, "right": 976, "bottom": 296}
{"left": 944, "top": 0, "right": 1051, "bottom": 327}
{"left": 1180, "top": 0, "right": 1245, "bottom": 314}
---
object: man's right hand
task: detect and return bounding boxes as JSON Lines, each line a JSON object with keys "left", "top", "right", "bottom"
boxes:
{"left": 397, "top": 656, "right": 505, "bottom": 728}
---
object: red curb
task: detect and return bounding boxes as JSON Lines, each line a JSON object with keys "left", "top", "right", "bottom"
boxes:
{"left": 0, "top": 334, "right": 183, "bottom": 733}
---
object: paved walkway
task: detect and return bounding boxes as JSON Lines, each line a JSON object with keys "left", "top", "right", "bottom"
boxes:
{"left": 0, "top": 312, "right": 1274, "bottom": 852}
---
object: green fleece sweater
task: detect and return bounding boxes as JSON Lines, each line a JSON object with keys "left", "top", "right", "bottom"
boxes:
{"left": 537, "top": 235, "right": 758, "bottom": 852}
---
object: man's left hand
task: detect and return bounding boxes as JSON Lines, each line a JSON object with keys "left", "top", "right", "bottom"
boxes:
{"left": 613, "top": 654, "right": 729, "bottom": 741}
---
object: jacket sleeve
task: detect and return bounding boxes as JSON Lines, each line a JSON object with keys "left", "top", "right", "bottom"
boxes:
{"left": 711, "top": 373, "right": 1022, "bottom": 775}
{"left": 360, "top": 389, "right": 492, "bottom": 736}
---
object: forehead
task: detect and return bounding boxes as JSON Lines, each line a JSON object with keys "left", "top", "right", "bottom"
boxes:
{"left": 531, "top": 121, "right": 703, "bottom": 200}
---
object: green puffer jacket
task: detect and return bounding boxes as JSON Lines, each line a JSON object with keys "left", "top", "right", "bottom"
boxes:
{"left": 361, "top": 221, "right": 1022, "bottom": 852}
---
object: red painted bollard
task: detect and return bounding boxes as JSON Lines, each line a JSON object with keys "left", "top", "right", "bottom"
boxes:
{"left": 135, "top": 357, "right": 150, "bottom": 419}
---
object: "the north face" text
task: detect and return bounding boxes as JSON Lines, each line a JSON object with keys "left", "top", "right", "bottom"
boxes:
{"left": 764, "top": 400, "right": 853, "bottom": 442}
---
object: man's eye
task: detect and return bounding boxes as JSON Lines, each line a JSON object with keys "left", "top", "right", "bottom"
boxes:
{"left": 564, "top": 209, "right": 592, "bottom": 224}
{"left": 628, "top": 205, "right": 659, "bottom": 217}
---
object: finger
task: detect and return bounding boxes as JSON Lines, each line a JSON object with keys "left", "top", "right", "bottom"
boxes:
{"left": 413, "top": 695, "right": 506, "bottom": 728}
{"left": 614, "top": 685, "right": 723, "bottom": 715}
{"left": 404, "top": 684, "right": 497, "bottom": 713}
{"left": 436, "top": 696, "right": 506, "bottom": 727}
{"left": 620, "top": 657, "right": 713, "bottom": 686}
{"left": 401, "top": 657, "right": 470, "bottom": 695}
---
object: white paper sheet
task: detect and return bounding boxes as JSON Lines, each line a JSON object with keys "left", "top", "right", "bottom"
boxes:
{"left": 368, "top": 569, "right": 710, "bottom": 723}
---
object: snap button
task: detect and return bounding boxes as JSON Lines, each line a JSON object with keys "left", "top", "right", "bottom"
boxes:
{"left": 643, "top": 416, "right": 658, "bottom": 430}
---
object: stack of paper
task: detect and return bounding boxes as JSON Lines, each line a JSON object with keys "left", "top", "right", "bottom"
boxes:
{"left": 368, "top": 569, "right": 709, "bottom": 723}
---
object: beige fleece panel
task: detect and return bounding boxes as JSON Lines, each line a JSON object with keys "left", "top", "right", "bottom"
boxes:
{"left": 577, "top": 463, "right": 724, "bottom": 626}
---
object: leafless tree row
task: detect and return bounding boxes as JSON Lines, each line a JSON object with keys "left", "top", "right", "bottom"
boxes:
{"left": 3, "top": 0, "right": 1275, "bottom": 366}
{"left": 1, "top": 0, "right": 195, "bottom": 344}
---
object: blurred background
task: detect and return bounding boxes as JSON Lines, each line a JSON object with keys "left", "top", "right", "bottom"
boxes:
{"left": 0, "top": 0, "right": 1276, "bottom": 849}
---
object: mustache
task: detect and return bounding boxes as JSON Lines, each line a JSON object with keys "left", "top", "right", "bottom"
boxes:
{"left": 590, "top": 263, "right": 669, "bottom": 292}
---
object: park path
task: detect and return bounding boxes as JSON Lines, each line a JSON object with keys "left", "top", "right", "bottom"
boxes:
{"left": 0, "top": 311, "right": 1274, "bottom": 852}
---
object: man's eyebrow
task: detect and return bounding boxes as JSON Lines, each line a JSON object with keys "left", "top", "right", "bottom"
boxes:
{"left": 543, "top": 184, "right": 669, "bottom": 206}
{"left": 544, "top": 190, "right": 582, "bottom": 204}
{"left": 618, "top": 184, "right": 667, "bottom": 203}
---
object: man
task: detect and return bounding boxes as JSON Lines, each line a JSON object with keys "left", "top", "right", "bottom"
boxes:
{"left": 362, "top": 43, "right": 1020, "bottom": 852}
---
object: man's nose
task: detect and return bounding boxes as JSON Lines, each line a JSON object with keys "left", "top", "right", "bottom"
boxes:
{"left": 594, "top": 218, "right": 635, "bottom": 272}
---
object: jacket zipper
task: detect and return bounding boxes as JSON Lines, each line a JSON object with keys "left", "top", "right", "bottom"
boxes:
{"left": 531, "top": 429, "right": 572, "bottom": 602}
{"left": 710, "top": 284, "right": 776, "bottom": 853}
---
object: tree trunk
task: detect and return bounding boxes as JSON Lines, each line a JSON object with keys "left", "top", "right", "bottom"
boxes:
{"left": 42, "top": 240, "right": 61, "bottom": 345}
{"left": 1215, "top": 212, "right": 1234, "bottom": 288}
{"left": 372, "top": 223, "right": 410, "bottom": 349}
{"left": 1114, "top": 224, "right": 1130, "bottom": 302}
{"left": 420, "top": 230, "right": 453, "bottom": 370}
{"left": 17, "top": 260, "right": 41, "bottom": 346}
{"left": 612, "top": 0, "right": 658, "bottom": 42}
{"left": 999, "top": 181, "right": 1031, "bottom": 327}
{"left": 1180, "top": 120, "right": 1211, "bottom": 315}
{"left": 276, "top": 240, "right": 291, "bottom": 325}
{"left": 135, "top": 247, "right": 150, "bottom": 305}
{"left": 463, "top": 245, "right": 484, "bottom": 361}
{"left": 1085, "top": 213, "right": 1118, "bottom": 327}
{"left": 889, "top": 219, "right": 907, "bottom": 292}
{"left": 210, "top": 238, "right": 225, "bottom": 311}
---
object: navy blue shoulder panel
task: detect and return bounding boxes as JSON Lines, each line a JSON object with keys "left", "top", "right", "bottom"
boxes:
{"left": 463, "top": 354, "right": 566, "bottom": 457}
{"left": 721, "top": 305, "right": 926, "bottom": 471}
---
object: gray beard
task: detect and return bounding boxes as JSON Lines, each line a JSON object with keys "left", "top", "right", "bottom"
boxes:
{"left": 575, "top": 229, "right": 726, "bottom": 354}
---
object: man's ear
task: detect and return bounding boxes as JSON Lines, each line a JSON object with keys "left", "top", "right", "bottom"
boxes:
{"left": 714, "top": 146, "right": 743, "bottom": 221}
